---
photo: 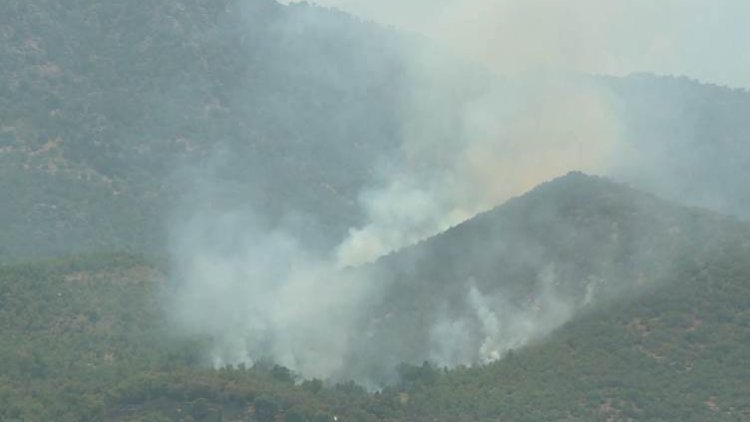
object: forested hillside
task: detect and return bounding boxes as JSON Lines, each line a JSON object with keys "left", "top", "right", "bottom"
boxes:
{"left": 2, "top": 1, "right": 750, "bottom": 421}
{"left": 319, "top": 172, "right": 750, "bottom": 385}
{"left": 367, "top": 175, "right": 750, "bottom": 421}
{"left": 3, "top": 0, "right": 750, "bottom": 262}
{"left": 2, "top": 174, "right": 749, "bottom": 421}
{"left": 0, "top": 0, "right": 409, "bottom": 260}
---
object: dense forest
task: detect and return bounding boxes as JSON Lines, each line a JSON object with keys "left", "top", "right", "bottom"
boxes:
{"left": 2, "top": 0, "right": 750, "bottom": 421}
{"left": 2, "top": 174, "right": 750, "bottom": 421}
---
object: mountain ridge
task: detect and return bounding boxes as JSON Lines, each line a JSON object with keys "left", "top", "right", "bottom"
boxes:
{"left": 4, "top": 0, "right": 750, "bottom": 262}
{"left": 320, "top": 171, "right": 750, "bottom": 385}
{"left": 2, "top": 1, "right": 750, "bottom": 420}
{"left": 2, "top": 173, "right": 750, "bottom": 420}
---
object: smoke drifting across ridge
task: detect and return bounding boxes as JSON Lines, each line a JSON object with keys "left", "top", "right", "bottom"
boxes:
{"left": 168, "top": 0, "right": 747, "bottom": 385}
{"left": 298, "top": 0, "right": 750, "bottom": 88}
{"left": 334, "top": 71, "right": 620, "bottom": 267}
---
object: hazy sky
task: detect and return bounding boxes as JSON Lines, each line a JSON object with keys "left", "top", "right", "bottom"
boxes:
{"left": 285, "top": 0, "right": 750, "bottom": 89}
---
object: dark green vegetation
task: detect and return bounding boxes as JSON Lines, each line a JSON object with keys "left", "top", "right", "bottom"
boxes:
{"left": 0, "top": 254, "right": 365, "bottom": 421}
{"left": 347, "top": 172, "right": 750, "bottom": 384}
{"left": 367, "top": 174, "right": 750, "bottom": 421}
{"left": 2, "top": 174, "right": 749, "bottom": 421}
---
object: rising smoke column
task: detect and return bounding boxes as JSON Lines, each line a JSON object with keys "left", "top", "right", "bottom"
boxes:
{"left": 335, "top": 70, "right": 620, "bottom": 267}
{"left": 168, "top": 0, "right": 732, "bottom": 385}
{"left": 169, "top": 206, "right": 382, "bottom": 380}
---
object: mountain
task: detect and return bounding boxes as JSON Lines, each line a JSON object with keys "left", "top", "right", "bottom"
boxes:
{"left": 599, "top": 74, "right": 750, "bottom": 218}
{"left": 4, "top": 0, "right": 750, "bottom": 264}
{"left": 364, "top": 172, "right": 750, "bottom": 421}
{"left": 336, "top": 171, "right": 750, "bottom": 384}
{"left": 3, "top": 1, "right": 750, "bottom": 419}
{"left": 2, "top": 173, "right": 749, "bottom": 421}
{"left": 0, "top": 0, "right": 409, "bottom": 260}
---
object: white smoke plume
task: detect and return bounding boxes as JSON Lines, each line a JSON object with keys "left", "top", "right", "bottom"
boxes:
{"left": 169, "top": 207, "right": 380, "bottom": 380}
{"left": 335, "top": 72, "right": 620, "bottom": 266}
{"left": 324, "top": 0, "right": 750, "bottom": 265}
{"left": 428, "top": 267, "right": 573, "bottom": 368}
{"left": 168, "top": 0, "right": 749, "bottom": 386}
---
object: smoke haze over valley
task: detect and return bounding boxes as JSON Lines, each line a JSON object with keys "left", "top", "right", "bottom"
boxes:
{"left": 160, "top": 0, "right": 750, "bottom": 386}
{"left": 2, "top": 0, "right": 750, "bottom": 420}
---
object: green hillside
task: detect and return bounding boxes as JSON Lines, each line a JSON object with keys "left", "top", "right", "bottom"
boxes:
{"left": 0, "top": 255, "right": 368, "bottom": 421}
{"left": 3, "top": 0, "right": 750, "bottom": 263}
{"left": 2, "top": 175, "right": 749, "bottom": 421}
{"left": 324, "top": 172, "right": 750, "bottom": 385}
{"left": 0, "top": 0, "right": 409, "bottom": 260}
{"left": 2, "top": 1, "right": 750, "bottom": 421}
{"left": 393, "top": 246, "right": 750, "bottom": 421}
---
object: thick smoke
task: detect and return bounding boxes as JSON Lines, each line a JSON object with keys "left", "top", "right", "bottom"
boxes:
{"left": 169, "top": 205, "right": 380, "bottom": 380}
{"left": 168, "top": 0, "right": 748, "bottom": 385}
{"left": 429, "top": 269, "right": 573, "bottom": 368}
{"left": 336, "top": 72, "right": 620, "bottom": 266}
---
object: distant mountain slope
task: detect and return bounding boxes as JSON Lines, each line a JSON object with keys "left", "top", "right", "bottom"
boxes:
{"left": 4, "top": 1, "right": 750, "bottom": 264}
{"left": 601, "top": 74, "right": 750, "bottom": 218}
{"left": 0, "top": 0, "right": 408, "bottom": 260}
